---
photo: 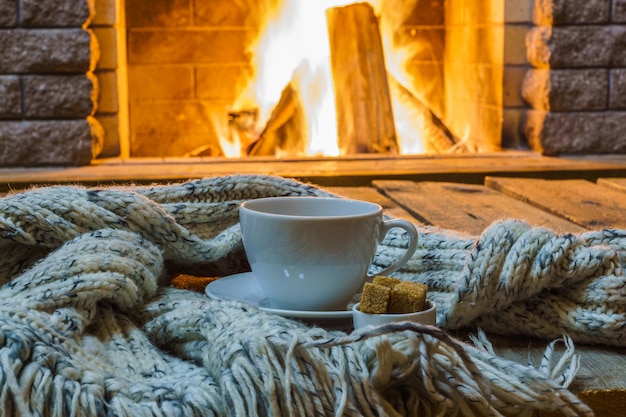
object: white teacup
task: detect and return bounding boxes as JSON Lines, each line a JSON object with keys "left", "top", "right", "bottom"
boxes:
{"left": 239, "top": 196, "right": 418, "bottom": 311}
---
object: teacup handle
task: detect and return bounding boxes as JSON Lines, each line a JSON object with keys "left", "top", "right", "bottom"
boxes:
{"left": 367, "top": 219, "right": 418, "bottom": 279}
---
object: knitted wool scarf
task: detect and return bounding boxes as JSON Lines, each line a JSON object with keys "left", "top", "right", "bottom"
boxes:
{"left": 1, "top": 174, "right": 616, "bottom": 416}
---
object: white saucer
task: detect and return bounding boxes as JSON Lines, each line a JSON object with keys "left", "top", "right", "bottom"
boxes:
{"left": 205, "top": 272, "right": 354, "bottom": 321}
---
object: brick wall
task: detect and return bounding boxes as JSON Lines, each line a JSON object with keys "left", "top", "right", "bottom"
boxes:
{"left": 522, "top": 0, "right": 626, "bottom": 154}
{"left": 0, "top": 0, "right": 103, "bottom": 166}
{"left": 125, "top": 0, "right": 256, "bottom": 157}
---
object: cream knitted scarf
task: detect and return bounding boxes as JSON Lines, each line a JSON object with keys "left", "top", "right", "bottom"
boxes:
{"left": 0, "top": 174, "right": 610, "bottom": 416}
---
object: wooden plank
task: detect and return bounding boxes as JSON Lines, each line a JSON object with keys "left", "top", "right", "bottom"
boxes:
{"left": 325, "top": 186, "right": 422, "bottom": 224}
{"left": 388, "top": 76, "right": 464, "bottom": 153}
{"left": 478, "top": 334, "right": 626, "bottom": 392}
{"left": 485, "top": 177, "right": 626, "bottom": 229}
{"left": 371, "top": 180, "right": 586, "bottom": 235}
{"left": 2, "top": 153, "right": 626, "bottom": 190}
{"left": 482, "top": 334, "right": 626, "bottom": 417}
{"left": 249, "top": 84, "right": 307, "bottom": 156}
{"left": 596, "top": 177, "right": 626, "bottom": 192}
{"left": 327, "top": 3, "right": 397, "bottom": 154}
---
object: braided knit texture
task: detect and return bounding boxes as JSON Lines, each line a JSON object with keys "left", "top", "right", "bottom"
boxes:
{"left": 0, "top": 174, "right": 609, "bottom": 416}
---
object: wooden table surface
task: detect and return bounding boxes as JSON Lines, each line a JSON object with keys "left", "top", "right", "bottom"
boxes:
{"left": 328, "top": 177, "right": 626, "bottom": 417}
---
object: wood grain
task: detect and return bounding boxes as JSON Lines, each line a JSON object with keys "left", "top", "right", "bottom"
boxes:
{"left": 326, "top": 185, "right": 422, "bottom": 224}
{"left": 596, "top": 177, "right": 626, "bottom": 192}
{"left": 485, "top": 177, "right": 626, "bottom": 229}
{"left": 326, "top": 3, "right": 397, "bottom": 154}
{"left": 2, "top": 153, "right": 626, "bottom": 190}
{"left": 371, "top": 179, "right": 586, "bottom": 235}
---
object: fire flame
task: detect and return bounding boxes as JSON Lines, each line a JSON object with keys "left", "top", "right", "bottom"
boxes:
{"left": 224, "top": 0, "right": 436, "bottom": 158}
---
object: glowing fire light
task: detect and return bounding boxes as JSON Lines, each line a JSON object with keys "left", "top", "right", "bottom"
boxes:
{"left": 227, "top": 0, "right": 430, "bottom": 158}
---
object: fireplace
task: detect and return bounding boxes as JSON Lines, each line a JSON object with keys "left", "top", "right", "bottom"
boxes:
{"left": 1, "top": 0, "right": 626, "bottom": 167}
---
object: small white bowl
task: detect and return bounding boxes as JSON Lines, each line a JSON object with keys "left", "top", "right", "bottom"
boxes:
{"left": 352, "top": 300, "right": 437, "bottom": 330}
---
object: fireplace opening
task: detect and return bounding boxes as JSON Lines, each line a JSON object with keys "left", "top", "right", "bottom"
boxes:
{"left": 116, "top": 0, "right": 506, "bottom": 159}
{"left": 2, "top": 0, "right": 626, "bottom": 168}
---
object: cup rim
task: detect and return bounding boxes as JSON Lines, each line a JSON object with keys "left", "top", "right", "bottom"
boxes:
{"left": 240, "top": 196, "right": 382, "bottom": 219}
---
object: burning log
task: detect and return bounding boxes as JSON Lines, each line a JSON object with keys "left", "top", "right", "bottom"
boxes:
{"left": 234, "top": 2, "right": 466, "bottom": 157}
{"left": 247, "top": 83, "right": 307, "bottom": 156}
{"left": 326, "top": 3, "right": 398, "bottom": 154}
{"left": 388, "top": 76, "right": 469, "bottom": 154}
{"left": 245, "top": 76, "right": 467, "bottom": 156}
{"left": 247, "top": 75, "right": 467, "bottom": 156}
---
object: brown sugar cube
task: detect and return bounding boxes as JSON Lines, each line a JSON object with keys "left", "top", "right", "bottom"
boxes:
{"left": 388, "top": 281, "right": 428, "bottom": 314}
{"left": 171, "top": 274, "right": 219, "bottom": 293}
{"left": 372, "top": 275, "right": 401, "bottom": 289}
{"left": 359, "top": 282, "right": 391, "bottom": 314}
